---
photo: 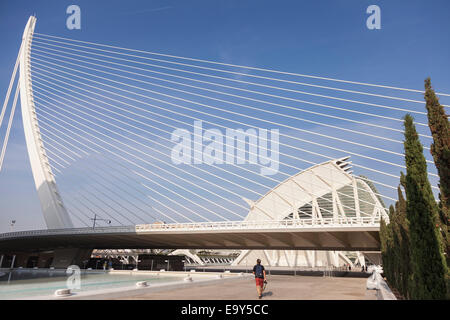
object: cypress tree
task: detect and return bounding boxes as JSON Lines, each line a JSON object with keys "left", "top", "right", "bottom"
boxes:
{"left": 394, "top": 185, "right": 411, "bottom": 298}
{"left": 383, "top": 187, "right": 411, "bottom": 299}
{"left": 403, "top": 114, "right": 447, "bottom": 299}
{"left": 380, "top": 205, "right": 396, "bottom": 287}
{"left": 424, "top": 78, "right": 450, "bottom": 261}
{"left": 400, "top": 171, "right": 406, "bottom": 189}
{"left": 380, "top": 211, "right": 392, "bottom": 283}
{"left": 390, "top": 204, "right": 401, "bottom": 291}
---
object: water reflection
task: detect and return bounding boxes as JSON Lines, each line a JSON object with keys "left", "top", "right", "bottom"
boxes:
{"left": 0, "top": 269, "right": 183, "bottom": 299}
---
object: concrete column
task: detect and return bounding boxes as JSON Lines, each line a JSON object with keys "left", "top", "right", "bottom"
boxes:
{"left": 10, "top": 255, "right": 16, "bottom": 269}
{"left": 0, "top": 255, "right": 4, "bottom": 268}
{"left": 313, "top": 251, "right": 317, "bottom": 268}
{"left": 358, "top": 252, "right": 366, "bottom": 267}
{"left": 305, "top": 250, "right": 313, "bottom": 267}
{"left": 283, "top": 250, "right": 291, "bottom": 267}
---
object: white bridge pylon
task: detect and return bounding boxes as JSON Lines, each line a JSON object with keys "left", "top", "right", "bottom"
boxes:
{"left": 0, "top": 16, "right": 445, "bottom": 237}
{"left": 18, "top": 16, "right": 73, "bottom": 229}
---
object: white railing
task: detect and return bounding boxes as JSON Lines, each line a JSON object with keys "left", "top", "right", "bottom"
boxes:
{"left": 134, "top": 216, "right": 380, "bottom": 232}
{"left": 0, "top": 225, "right": 135, "bottom": 239}
{"left": 0, "top": 217, "right": 380, "bottom": 240}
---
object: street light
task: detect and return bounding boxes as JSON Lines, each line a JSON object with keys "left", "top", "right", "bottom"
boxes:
{"left": 90, "top": 214, "right": 111, "bottom": 229}
{"left": 10, "top": 220, "right": 16, "bottom": 232}
{"left": 164, "top": 259, "right": 170, "bottom": 272}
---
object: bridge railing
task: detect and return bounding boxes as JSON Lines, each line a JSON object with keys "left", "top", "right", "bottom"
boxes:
{"left": 134, "top": 216, "right": 380, "bottom": 232}
{"left": 0, "top": 225, "right": 136, "bottom": 239}
{"left": 0, "top": 217, "right": 380, "bottom": 239}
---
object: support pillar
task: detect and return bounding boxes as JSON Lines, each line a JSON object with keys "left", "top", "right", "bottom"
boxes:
{"left": 10, "top": 255, "right": 16, "bottom": 269}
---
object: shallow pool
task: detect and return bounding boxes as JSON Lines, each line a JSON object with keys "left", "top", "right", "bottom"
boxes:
{"left": 0, "top": 270, "right": 184, "bottom": 299}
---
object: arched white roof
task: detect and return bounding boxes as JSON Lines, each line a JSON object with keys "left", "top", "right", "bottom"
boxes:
{"left": 244, "top": 157, "right": 388, "bottom": 222}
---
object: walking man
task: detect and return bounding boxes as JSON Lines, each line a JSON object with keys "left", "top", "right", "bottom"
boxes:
{"left": 252, "top": 259, "right": 267, "bottom": 299}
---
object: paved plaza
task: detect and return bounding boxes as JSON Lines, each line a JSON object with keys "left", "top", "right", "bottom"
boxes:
{"left": 117, "top": 275, "right": 377, "bottom": 300}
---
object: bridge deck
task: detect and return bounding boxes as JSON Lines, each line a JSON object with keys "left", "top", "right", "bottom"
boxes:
{"left": 0, "top": 218, "right": 380, "bottom": 252}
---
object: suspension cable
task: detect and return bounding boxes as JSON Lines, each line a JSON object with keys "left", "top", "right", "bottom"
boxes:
{"left": 32, "top": 79, "right": 398, "bottom": 205}
{"left": 30, "top": 69, "right": 432, "bottom": 193}
{"left": 34, "top": 32, "right": 450, "bottom": 97}
{"left": 34, "top": 104, "right": 245, "bottom": 221}
{"left": 0, "top": 83, "right": 20, "bottom": 172}
{"left": 32, "top": 36, "right": 450, "bottom": 107}
{"left": 34, "top": 97, "right": 390, "bottom": 216}
{"left": 30, "top": 63, "right": 439, "bottom": 177}
{"left": 31, "top": 46, "right": 432, "bottom": 134}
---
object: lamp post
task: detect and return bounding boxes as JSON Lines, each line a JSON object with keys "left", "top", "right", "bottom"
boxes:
{"left": 165, "top": 259, "right": 170, "bottom": 271}
{"left": 90, "top": 214, "right": 111, "bottom": 229}
{"left": 10, "top": 220, "right": 16, "bottom": 232}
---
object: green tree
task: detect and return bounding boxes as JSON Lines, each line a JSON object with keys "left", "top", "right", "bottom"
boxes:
{"left": 380, "top": 210, "right": 393, "bottom": 284}
{"left": 380, "top": 187, "right": 412, "bottom": 299}
{"left": 393, "top": 185, "right": 411, "bottom": 298}
{"left": 389, "top": 205, "right": 401, "bottom": 290}
{"left": 403, "top": 114, "right": 447, "bottom": 299}
{"left": 424, "top": 78, "right": 450, "bottom": 262}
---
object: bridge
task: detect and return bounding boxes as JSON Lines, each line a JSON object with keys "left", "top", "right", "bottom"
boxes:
{"left": 0, "top": 16, "right": 446, "bottom": 269}
{"left": 0, "top": 218, "right": 380, "bottom": 252}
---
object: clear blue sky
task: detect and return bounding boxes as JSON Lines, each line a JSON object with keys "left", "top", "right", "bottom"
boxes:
{"left": 1, "top": 0, "right": 449, "bottom": 232}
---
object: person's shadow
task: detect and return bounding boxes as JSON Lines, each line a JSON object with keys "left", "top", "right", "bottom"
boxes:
{"left": 262, "top": 291, "right": 273, "bottom": 297}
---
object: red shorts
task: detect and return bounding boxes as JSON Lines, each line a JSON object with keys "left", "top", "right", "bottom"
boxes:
{"left": 255, "top": 278, "right": 264, "bottom": 287}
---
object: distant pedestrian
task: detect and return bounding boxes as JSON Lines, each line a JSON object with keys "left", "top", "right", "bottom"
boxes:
{"left": 103, "top": 261, "right": 107, "bottom": 271}
{"left": 252, "top": 259, "right": 267, "bottom": 299}
{"left": 348, "top": 265, "right": 351, "bottom": 271}
{"left": 365, "top": 265, "right": 368, "bottom": 272}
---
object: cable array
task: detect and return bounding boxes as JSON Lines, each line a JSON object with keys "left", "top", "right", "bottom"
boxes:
{"left": 2, "top": 31, "right": 445, "bottom": 227}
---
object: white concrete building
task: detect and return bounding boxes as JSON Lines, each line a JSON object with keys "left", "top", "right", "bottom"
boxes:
{"left": 231, "top": 157, "right": 387, "bottom": 268}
